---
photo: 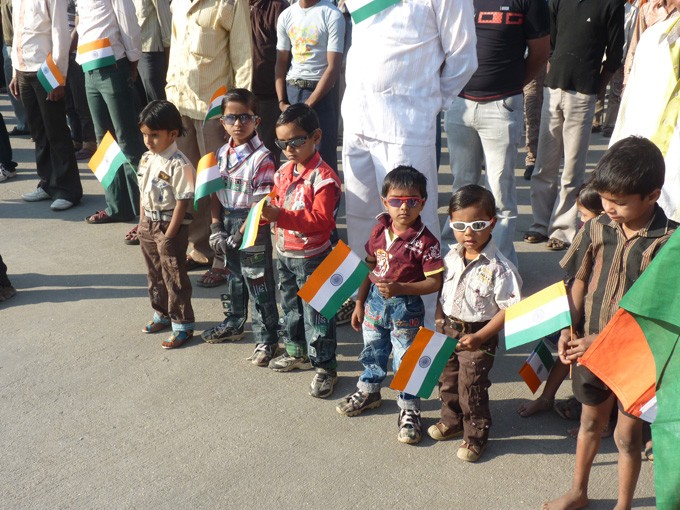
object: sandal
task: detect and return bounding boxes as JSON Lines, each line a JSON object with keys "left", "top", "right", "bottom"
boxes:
{"left": 523, "top": 231, "right": 549, "bottom": 243}
{"left": 554, "top": 397, "right": 581, "bottom": 421}
{"left": 546, "top": 238, "right": 571, "bottom": 251}
{"left": 161, "top": 330, "right": 193, "bottom": 349}
{"left": 142, "top": 317, "right": 170, "bottom": 334}
{"left": 185, "top": 256, "right": 211, "bottom": 271}
{"left": 124, "top": 225, "right": 140, "bottom": 245}
{"left": 196, "top": 267, "right": 229, "bottom": 288}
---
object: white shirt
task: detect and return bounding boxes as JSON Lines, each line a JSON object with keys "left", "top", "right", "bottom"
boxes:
{"left": 75, "top": 0, "right": 142, "bottom": 64}
{"left": 11, "top": 0, "right": 70, "bottom": 75}
{"left": 341, "top": 0, "right": 477, "bottom": 145}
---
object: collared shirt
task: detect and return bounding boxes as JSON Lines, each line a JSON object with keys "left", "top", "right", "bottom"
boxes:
{"left": 544, "top": 0, "right": 624, "bottom": 95}
{"left": 625, "top": 1, "right": 678, "bottom": 81}
{"left": 560, "top": 207, "right": 677, "bottom": 335}
{"left": 165, "top": 0, "right": 253, "bottom": 121}
{"left": 366, "top": 213, "right": 444, "bottom": 284}
{"left": 138, "top": 142, "right": 195, "bottom": 212}
{"left": 215, "top": 133, "right": 275, "bottom": 210}
{"left": 250, "top": 0, "right": 289, "bottom": 97}
{"left": 11, "top": 0, "right": 70, "bottom": 75}
{"left": 440, "top": 239, "right": 522, "bottom": 322}
{"left": 75, "top": 0, "right": 142, "bottom": 64}
{"left": 341, "top": 0, "right": 478, "bottom": 145}
{"left": 133, "top": 0, "right": 171, "bottom": 52}
{"left": 611, "top": 15, "right": 680, "bottom": 221}
{"left": 1, "top": 0, "right": 13, "bottom": 46}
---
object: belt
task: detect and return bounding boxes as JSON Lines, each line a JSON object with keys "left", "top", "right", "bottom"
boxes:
{"left": 287, "top": 78, "right": 319, "bottom": 90}
{"left": 144, "top": 209, "right": 193, "bottom": 225}
{"left": 222, "top": 208, "right": 249, "bottom": 218}
{"left": 446, "top": 316, "right": 490, "bottom": 335}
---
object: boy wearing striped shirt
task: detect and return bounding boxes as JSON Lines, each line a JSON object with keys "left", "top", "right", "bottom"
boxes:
{"left": 336, "top": 166, "right": 444, "bottom": 444}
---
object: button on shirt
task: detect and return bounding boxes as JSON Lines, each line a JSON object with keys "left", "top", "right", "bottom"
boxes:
{"left": 75, "top": 0, "right": 142, "bottom": 64}
{"left": 138, "top": 142, "right": 195, "bottom": 213}
{"left": 11, "top": 0, "right": 70, "bottom": 75}
{"left": 440, "top": 240, "right": 522, "bottom": 322}
{"left": 341, "top": 0, "right": 478, "bottom": 145}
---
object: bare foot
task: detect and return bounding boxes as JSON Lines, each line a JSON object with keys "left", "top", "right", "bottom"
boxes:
{"left": 518, "top": 396, "right": 554, "bottom": 417}
{"left": 541, "top": 489, "right": 588, "bottom": 510}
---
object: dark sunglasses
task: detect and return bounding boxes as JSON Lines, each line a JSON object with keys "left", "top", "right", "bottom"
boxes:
{"left": 220, "top": 114, "right": 258, "bottom": 125}
{"left": 386, "top": 196, "right": 424, "bottom": 208}
{"left": 274, "top": 135, "right": 309, "bottom": 150}
{"left": 449, "top": 220, "right": 493, "bottom": 232}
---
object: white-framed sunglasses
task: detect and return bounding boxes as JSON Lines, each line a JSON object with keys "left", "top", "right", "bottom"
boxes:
{"left": 449, "top": 220, "right": 493, "bottom": 232}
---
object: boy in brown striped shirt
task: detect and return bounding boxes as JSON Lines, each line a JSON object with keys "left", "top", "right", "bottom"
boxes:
{"left": 544, "top": 136, "right": 678, "bottom": 510}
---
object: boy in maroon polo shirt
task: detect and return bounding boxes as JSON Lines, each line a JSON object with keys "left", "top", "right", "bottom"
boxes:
{"left": 336, "top": 166, "right": 444, "bottom": 444}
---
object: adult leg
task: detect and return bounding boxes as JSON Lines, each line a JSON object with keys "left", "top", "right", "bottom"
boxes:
{"left": 17, "top": 72, "right": 49, "bottom": 189}
{"left": 603, "top": 68, "right": 624, "bottom": 137}
{"left": 0, "top": 112, "right": 17, "bottom": 171}
{"left": 529, "top": 88, "right": 565, "bottom": 237}
{"left": 613, "top": 411, "right": 643, "bottom": 509}
{"left": 256, "top": 96, "right": 281, "bottom": 165}
{"left": 523, "top": 65, "right": 546, "bottom": 171}
{"left": 67, "top": 55, "right": 96, "bottom": 154}
{"left": 3, "top": 44, "right": 28, "bottom": 131}
{"left": 548, "top": 91, "right": 596, "bottom": 243}
{"left": 137, "top": 51, "right": 168, "bottom": 102}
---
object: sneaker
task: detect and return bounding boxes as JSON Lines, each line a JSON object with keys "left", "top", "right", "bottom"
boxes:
{"left": 22, "top": 187, "right": 50, "bottom": 202}
{"left": 336, "top": 388, "right": 382, "bottom": 416}
{"left": 268, "top": 353, "right": 312, "bottom": 372}
{"left": 456, "top": 441, "right": 486, "bottom": 462}
{"left": 0, "top": 164, "right": 16, "bottom": 182}
{"left": 309, "top": 369, "right": 338, "bottom": 398}
{"left": 201, "top": 321, "right": 245, "bottom": 343}
{"left": 50, "top": 199, "right": 74, "bottom": 211}
{"left": 335, "top": 298, "right": 355, "bottom": 325}
{"left": 247, "top": 343, "right": 279, "bottom": 366}
{"left": 397, "top": 409, "right": 422, "bottom": 444}
{"left": 427, "top": 422, "right": 463, "bottom": 441}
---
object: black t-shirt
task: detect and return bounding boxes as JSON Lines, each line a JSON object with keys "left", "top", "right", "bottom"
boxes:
{"left": 461, "top": 0, "right": 550, "bottom": 101}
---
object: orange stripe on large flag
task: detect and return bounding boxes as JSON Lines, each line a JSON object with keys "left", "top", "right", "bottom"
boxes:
{"left": 88, "top": 132, "right": 115, "bottom": 170}
{"left": 77, "top": 38, "right": 112, "bottom": 54}
{"left": 580, "top": 308, "right": 656, "bottom": 416}
{"left": 390, "top": 329, "right": 432, "bottom": 389}
{"left": 45, "top": 54, "right": 64, "bottom": 85}
{"left": 297, "top": 241, "right": 352, "bottom": 302}
{"left": 210, "top": 85, "right": 227, "bottom": 104}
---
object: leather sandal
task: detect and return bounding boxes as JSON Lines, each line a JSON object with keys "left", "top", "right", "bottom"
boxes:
{"left": 142, "top": 318, "right": 170, "bottom": 334}
{"left": 161, "top": 330, "right": 193, "bottom": 349}
{"left": 523, "top": 231, "right": 549, "bottom": 243}
{"left": 124, "top": 225, "right": 140, "bottom": 245}
{"left": 196, "top": 267, "right": 229, "bottom": 288}
{"left": 546, "top": 238, "right": 571, "bottom": 251}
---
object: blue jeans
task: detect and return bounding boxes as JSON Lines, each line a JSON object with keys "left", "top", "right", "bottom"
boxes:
{"left": 277, "top": 250, "right": 337, "bottom": 370}
{"left": 358, "top": 286, "right": 423, "bottom": 410}
{"left": 219, "top": 209, "right": 278, "bottom": 344}
{"left": 443, "top": 94, "right": 523, "bottom": 267}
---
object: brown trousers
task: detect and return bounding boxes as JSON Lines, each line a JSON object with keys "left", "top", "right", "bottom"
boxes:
{"left": 438, "top": 332, "right": 499, "bottom": 448}
{"left": 138, "top": 219, "right": 194, "bottom": 327}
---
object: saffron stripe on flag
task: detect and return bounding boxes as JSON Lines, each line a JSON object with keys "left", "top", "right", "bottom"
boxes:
{"left": 519, "top": 362, "right": 542, "bottom": 394}
{"left": 37, "top": 54, "right": 65, "bottom": 92}
{"left": 77, "top": 38, "right": 112, "bottom": 53}
{"left": 298, "top": 241, "right": 352, "bottom": 302}
{"left": 318, "top": 262, "right": 369, "bottom": 320}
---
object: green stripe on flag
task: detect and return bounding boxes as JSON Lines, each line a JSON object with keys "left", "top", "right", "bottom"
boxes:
{"left": 417, "top": 338, "right": 458, "bottom": 398}
{"left": 81, "top": 55, "right": 116, "bottom": 72}
{"left": 101, "top": 152, "right": 127, "bottom": 190}
{"left": 194, "top": 179, "right": 224, "bottom": 205}
{"left": 505, "top": 311, "right": 571, "bottom": 349}
{"left": 536, "top": 341, "right": 555, "bottom": 371}
{"left": 319, "top": 264, "right": 369, "bottom": 320}
{"left": 37, "top": 71, "right": 53, "bottom": 93}
{"left": 204, "top": 105, "right": 222, "bottom": 123}
{"left": 350, "top": 0, "right": 400, "bottom": 23}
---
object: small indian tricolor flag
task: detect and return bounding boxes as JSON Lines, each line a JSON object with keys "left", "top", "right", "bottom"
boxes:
{"left": 194, "top": 152, "right": 223, "bottom": 209}
{"left": 204, "top": 86, "right": 227, "bottom": 124}
{"left": 77, "top": 38, "right": 116, "bottom": 72}
{"left": 504, "top": 281, "right": 571, "bottom": 350}
{"left": 37, "top": 54, "right": 65, "bottom": 93}
{"left": 297, "top": 240, "right": 369, "bottom": 320}
{"left": 344, "top": 0, "right": 400, "bottom": 23}
{"left": 87, "top": 132, "right": 128, "bottom": 190}
{"left": 239, "top": 191, "right": 275, "bottom": 250}
{"left": 519, "top": 340, "right": 555, "bottom": 393}
{"left": 391, "top": 328, "right": 458, "bottom": 398}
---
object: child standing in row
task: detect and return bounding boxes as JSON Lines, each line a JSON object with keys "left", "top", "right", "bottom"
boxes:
{"left": 137, "top": 101, "right": 196, "bottom": 349}
{"left": 261, "top": 104, "right": 341, "bottom": 398}
{"left": 337, "top": 166, "right": 444, "bottom": 444}
{"left": 432, "top": 185, "right": 522, "bottom": 461}
{"left": 201, "top": 89, "right": 280, "bottom": 367}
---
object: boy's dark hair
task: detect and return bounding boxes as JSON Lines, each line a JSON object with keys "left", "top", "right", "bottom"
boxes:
{"left": 576, "top": 181, "right": 604, "bottom": 215}
{"left": 275, "top": 103, "right": 319, "bottom": 134}
{"left": 590, "top": 136, "right": 665, "bottom": 197}
{"left": 138, "top": 100, "right": 186, "bottom": 136}
{"left": 221, "top": 88, "right": 258, "bottom": 115}
{"left": 381, "top": 166, "right": 428, "bottom": 200}
{"left": 448, "top": 184, "right": 496, "bottom": 218}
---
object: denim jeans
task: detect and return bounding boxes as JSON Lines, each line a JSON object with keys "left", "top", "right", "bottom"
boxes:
{"left": 220, "top": 209, "right": 279, "bottom": 344}
{"left": 357, "top": 285, "right": 423, "bottom": 411}
{"left": 277, "top": 250, "right": 337, "bottom": 370}
{"left": 443, "top": 94, "right": 523, "bottom": 267}
{"left": 2, "top": 44, "right": 28, "bottom": 131}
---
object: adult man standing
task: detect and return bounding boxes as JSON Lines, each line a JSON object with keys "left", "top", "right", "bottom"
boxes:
{"left": 133, "top": 0, "right": 171, "bottom": 103}
{"left": 1, "top": 0, "right": 29, "bottom": 136}
{"left": 10, "top": 0, "right": 83, "bottom": 211}
{"left": 165, "top": 0, "right": 252, "bottom": 277}
{"left": 525, "top": 0, "right": 624, "bottom": 250}
{"left": 444, "top": 0, "right": 550, "bottom": 266}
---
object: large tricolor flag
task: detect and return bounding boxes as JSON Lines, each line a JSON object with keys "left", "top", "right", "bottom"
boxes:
{"left": 239, "top": 191, "right": 275, "bottom": 251}
{"left": 194, "top": 152, "right": 223, "bottom": 209}
{"left": 204, "top": 86, "right": 227, "bottom": 124}
{"left": 504, "top": 281, "right": 571, "bottom": 350}
{"left": 297, "top": 240, "right": 369, "bottom": 320}
{"left": 390, "top": 328, "right": 458, "bottom": 398}
{"left": 578, "top": 230, "right": 680, "bottom": 509}
{"left": 87, "top": 132, "right": 128, "bottom": 190}
{"left": 344, "top": 0, "right": 400, "bottom": 23}
{"left": 37, "top": 54, "right": 65, "bottom": 93}
{"left": 77, "top": 38, "right": 115, "bottom": 71}
{"left": 519, "top": 340, "right": 555, "bottom": 393}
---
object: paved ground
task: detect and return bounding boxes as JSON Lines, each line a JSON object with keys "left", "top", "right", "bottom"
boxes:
{"left": 0, "top": 97, "right": 656, "bottom": 509}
